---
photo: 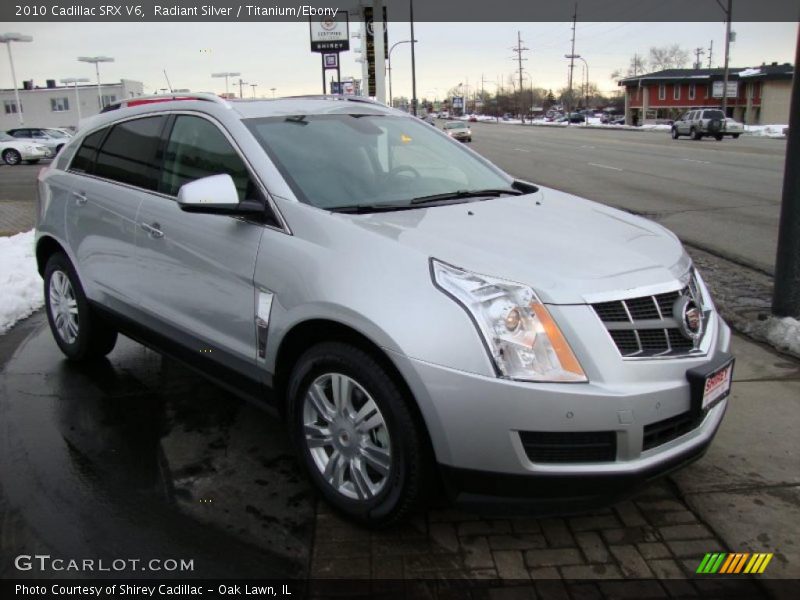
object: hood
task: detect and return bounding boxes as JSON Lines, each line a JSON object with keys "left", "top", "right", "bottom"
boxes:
{"left": 343, "top": 187, "right": 691, "bottom": 304}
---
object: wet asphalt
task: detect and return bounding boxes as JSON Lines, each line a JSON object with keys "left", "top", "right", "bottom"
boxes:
{"left": 0, "top": 313, "right": 312, "bottom": 579}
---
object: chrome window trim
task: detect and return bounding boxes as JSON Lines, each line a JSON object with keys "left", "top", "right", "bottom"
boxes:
{"left": 65, "top": 109, "right": 291, "bottom": 236}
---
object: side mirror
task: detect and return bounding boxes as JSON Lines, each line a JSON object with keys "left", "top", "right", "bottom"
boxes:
{"left": 177, "top": 174, "right": 262, "bottom": 215}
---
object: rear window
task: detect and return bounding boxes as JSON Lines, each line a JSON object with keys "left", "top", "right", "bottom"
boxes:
{"left": 94, "top": 116, "right": 166, "bottom": 191}
{"left": 703, "top": 110, "right": 725, "bottom": 119}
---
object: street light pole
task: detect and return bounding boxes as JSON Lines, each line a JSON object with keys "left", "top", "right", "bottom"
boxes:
{"left": 386, "top": 39, "right": 416, "bottom": 109}
{"left": 410, "top": 0, "right": 418, "bottom": 116}
{"left": 270, "top": 87, "right": 276, "bottom": 98}
{"left": 250, "top": 83, "right": 258, "bottom": 99}
{"left": 78, "top": 56, "right": 115, "bottom": 109}
{"left": 211, "top": 72, "right": 241, "bottom": 97}
{"left": 60, "top": 77, "right": 90, "bottom": 123}
{"left": 0, "top": 33, "right": 33, "bottom": 125}
{"left": 721, "top": 0, "right": 733, "bottom": 116}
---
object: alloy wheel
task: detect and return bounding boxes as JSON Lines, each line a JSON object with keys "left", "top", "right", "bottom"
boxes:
{"left": 302, "top": 372, "right": 392, "bottom": 501}
{"left": 49, "top": 270, "right": 79, "bottom": 344}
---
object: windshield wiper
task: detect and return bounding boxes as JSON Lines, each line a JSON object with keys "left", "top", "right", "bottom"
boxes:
{"left": 328, "top": 203, "right": 419, "bottom": 214}
{"left": 409, "top": 188, "right": 521, "bottom": 205}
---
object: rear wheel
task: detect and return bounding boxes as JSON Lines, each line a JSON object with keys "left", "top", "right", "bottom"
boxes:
{"left": 44, "top": 252, "right": 117, "bottom": 361}
{"left": 2, "top": 149, "right": 21, "bottom": 165}
{"left": 732, "top": 134, "right": 740, "bottom": 139}
{"left": 691, "top": 127, "right": 702, "bottom": 141}
{"left": 287, "top": 342, "right": 427, "bottom": 527}
{"left": 714, "top": 134, "right": 723, "bottom": 141}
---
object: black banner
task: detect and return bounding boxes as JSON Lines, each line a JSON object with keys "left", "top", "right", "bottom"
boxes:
{"left": 2, "top": 0, "right": 798, "bottom": 22}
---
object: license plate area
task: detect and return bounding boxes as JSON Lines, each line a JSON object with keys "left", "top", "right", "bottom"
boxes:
{"left": 687, "top": 357, "right": 734, "bottom": 417}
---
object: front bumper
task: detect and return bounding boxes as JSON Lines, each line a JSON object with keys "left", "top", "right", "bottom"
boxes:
{"left": 388, "top": 311, "right": 732, "bottom": 504}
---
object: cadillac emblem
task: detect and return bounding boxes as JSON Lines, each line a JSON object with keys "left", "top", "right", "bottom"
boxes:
{"left": 673, "top": 295, "right": 703, "bottom": 342}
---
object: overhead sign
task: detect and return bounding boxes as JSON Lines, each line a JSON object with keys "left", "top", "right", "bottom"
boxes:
{"left": 452, "top": 96, "right": 464, "bottom": 108}
{"left": 309, "top": 13, "right": 349, "bottom": 53}
{"left": 712, "top": 81, "right": 738, "bottom": 98}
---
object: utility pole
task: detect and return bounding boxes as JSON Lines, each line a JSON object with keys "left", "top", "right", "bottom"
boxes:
{"left": 511, "top": 31, "right": 529, "bottom": 123}
{"left": 772, "top": 26, "right": 800, "bottom": 317}
{"left": 707, "top": 40, "right": 714, "bottom": 68}
{"left": 237, "top": 78, "right": 247, "bottom": 99}
{"left": 410, "top": 0, "right": 417, "bottom": 116}
{"left": 693, "top": 47, "right": 705, "bottom": 69}
{"left": 567, "top": 3, "right": 577, "bottom": 120}
{"left": 721, "top": 0, "right": 733, "bottom": 116}
{"left": 250, "top": 83, "right": 258, "bottom": 99}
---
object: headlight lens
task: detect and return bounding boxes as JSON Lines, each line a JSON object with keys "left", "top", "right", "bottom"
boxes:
{"left": 431, "top": 259, "right": 587, "bottom": 382}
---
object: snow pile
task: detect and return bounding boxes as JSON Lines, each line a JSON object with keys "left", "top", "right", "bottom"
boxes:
{"left": 737, "top": 68, "right": 762, "bottom": 78}
{"left": 745, "top": 124, "right": 788, "bottom": 138}
{"left": 762, "top": 316, "right": 800, "bottom": 357}
{"left": 0, "top": 230, "right": 44, "bottom": 334}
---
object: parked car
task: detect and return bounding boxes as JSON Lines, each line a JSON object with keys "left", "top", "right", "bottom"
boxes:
{"left": 443, "top": 120, "right": 472, "bottom": 142}
{"left": 0, "top": 132, "right": 50, "bottom": 165}
{"left": 6, "top": 127, "right": 70, "bottom": 155}
{"left": 671, "top": 109, "right": 739, "bottom": 140}
{"left": 557, "top": 113, "right": 586, "bottom": 123}
{"left": 467, "top": 115, "right": 478, "bottom": 122}
{"left": 36, "top": 93, "right": 733, "bottom": 526}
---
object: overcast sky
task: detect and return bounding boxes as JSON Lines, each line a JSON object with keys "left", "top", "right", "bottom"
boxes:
{"left": 3, "top": 21, "right": 797, "bottom": 100}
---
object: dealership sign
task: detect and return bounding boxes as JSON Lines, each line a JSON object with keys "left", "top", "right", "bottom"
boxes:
{"left": 309, "top": 13, "right": 349, "bottom": 52}
{"left": 712, "top": 81, "right": 738, "bottom": 98}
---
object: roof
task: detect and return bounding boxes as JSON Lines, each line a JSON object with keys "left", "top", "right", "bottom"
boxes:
{"left": 619, "top": 63, "right": 793, "bottom": 86}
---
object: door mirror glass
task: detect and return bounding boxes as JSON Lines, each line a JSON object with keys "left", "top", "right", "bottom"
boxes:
{"left": 177, "top": 174, "right": 241, "bottom": 212}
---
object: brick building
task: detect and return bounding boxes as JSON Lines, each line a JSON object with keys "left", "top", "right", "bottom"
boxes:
{"left": 618, "top": 62, "right": 793, "bottom": 126}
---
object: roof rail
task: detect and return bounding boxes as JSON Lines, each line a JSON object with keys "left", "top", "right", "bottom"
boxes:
{"left": 281, "top": 94, "right": 386, "bottom": 107}
{"left": 101, "top": 92, "right": 229, "bottom": 113}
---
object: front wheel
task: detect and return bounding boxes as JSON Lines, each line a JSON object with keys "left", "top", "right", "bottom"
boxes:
{"left": 671, "top": 127, "right": 680, "bottom": 139}
{"left": 44, "top": 252, "right": 118, "bottom": 361}
{"left": 287, "top": 342, "right": 428, "bottom": 527}
{"left": 2, "top": 149, "right": 21, "bottom": 165}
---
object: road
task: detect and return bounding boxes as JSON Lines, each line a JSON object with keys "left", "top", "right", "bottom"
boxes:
{"left": 467, "top": 123, "right": 786, "bottom": 274}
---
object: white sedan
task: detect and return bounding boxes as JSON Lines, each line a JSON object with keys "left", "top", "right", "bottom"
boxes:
{"left": 0, "top": 133, "right": 50, "bottom": 165}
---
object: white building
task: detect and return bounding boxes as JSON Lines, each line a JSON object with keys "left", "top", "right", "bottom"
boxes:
{"left": 1, "top": 79, "right": 144, "bottom": 131}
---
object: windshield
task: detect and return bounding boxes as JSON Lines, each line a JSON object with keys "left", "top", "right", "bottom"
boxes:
{"left": 44, "top": 129, "right": 68, "bottom": 138}
{"left": 0, "top": 133, "right": 13, "bottom": 142}
{"left": 245, "top": 113, "right": 511, "bottom": 210}
{"left": 444, "top": 122, "right": 467, "bottom": 129}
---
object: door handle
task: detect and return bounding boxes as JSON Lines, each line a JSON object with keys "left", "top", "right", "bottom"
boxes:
{"left": 140, "top": 222, "right": 164, "bottom": 239}
{"left": 72, "top": 191, "right": 87, "bottom": 206}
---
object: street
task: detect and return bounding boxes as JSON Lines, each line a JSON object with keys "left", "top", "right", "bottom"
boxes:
{"left": 468, "top": 123, "right": 786, "bottom": 274}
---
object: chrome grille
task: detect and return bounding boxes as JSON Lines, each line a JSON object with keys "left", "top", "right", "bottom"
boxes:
{"left": 592, "top": 280, "right": 704, "bottom": 358}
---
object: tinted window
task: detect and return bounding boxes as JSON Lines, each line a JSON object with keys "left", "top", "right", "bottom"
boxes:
{"left": 94, "top": 116, "right": 166, "bottom": 190}
{"left": 11, "top": 130, "right": 29, "bottom": 138}
{"left": 703, "top": 110, "right": 724, "bottom": 119}
{"left": 70, "top": 128, "right": 108, "bottom": 173}
{"left": 160, "top": 115, "right": 253, "bottom": 201}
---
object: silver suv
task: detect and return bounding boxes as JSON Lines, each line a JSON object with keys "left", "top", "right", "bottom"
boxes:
{"left": 671, "top": 109, "right": 741, "bottom": 141}
{"left": 36, "top": 93, "right": 734, "bottom": 525}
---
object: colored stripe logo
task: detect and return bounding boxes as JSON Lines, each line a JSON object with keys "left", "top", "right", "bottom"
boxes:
{"left": 696, "top": 552, "right": 773, "bottom": 574}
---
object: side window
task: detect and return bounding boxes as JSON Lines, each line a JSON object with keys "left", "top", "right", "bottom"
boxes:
{"left": 70, "top": 128, "right": 108, "bottom": 173}
{"left": 11, "top": 129, "right": 29, "bottom": 138}
{"left": 94, "top": 116, "right": 166, "bottom": 190}
{"left": 159, "top": 115, "right": 252, "bottom": 201}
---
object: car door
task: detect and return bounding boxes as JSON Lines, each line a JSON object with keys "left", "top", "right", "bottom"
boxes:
{"left": 134, "top": 113, "right": 267, "bottom": 377}
{"left": 65, "top": 116, "right": 167, "bottom": 314}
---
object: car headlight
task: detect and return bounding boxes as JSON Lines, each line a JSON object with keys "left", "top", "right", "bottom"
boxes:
{"left": 431, "top": 259, "right": 587, "bottom": 382}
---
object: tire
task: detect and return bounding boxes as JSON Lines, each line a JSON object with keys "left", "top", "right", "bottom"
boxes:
{"left": 671, "top": 127, "right": 680, "bottom": 139}
{"left": 708, "top": 119, "right": 723, "bottom": 134}
{"left": 714, "top": 134, "right": 723, "bottom": 141}
{"left": 732, "top": 134, "right": 740, "bottom": 139}
{"left": 56, "top": 144, "right": 64, "bottom": 154}
{"left": 2, "top": 149, "right": 21, "bottom": 165}
{"left": 287, "top": 342, "right": 427, "bottom": 527}
{"left": 24, "top": 159, "right": 40, "bottom": 164}
{"left": 44, "top": 252, "right": 118, "bottom": 361}
{"left": 691, "top": 127, "right": 702, "bottom": 141}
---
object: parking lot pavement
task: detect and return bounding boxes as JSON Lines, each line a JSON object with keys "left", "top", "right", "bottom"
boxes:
{"left": 0, "top": 163, "right": 42, "bottom": 235}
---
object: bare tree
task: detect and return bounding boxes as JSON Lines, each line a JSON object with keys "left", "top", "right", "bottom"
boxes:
{"left": 611, "top": 54, "right": 649, "bottom": 81}
{"left": 648, "top": 44, "right": 690, "bottom": 71}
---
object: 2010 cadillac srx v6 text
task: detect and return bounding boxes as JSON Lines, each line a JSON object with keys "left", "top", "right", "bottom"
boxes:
{"left": 36, "top": 93, "right": 734, "bottom": 526}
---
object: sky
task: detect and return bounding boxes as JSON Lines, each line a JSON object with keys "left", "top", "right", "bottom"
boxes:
{"left": 1, "top": 21, "right": 797, "bottom": 101}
